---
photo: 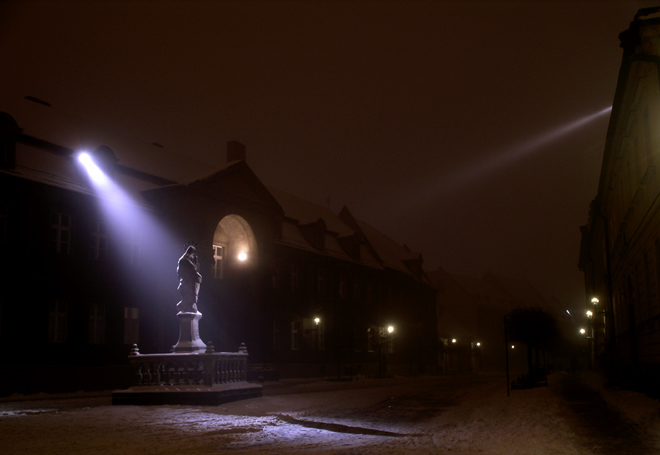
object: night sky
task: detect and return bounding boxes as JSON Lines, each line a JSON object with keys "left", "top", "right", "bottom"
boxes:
{"left": 2, "top": 1, "right": 657, "bottom": 309}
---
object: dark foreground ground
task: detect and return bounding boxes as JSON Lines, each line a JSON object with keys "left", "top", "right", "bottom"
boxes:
{"left": 1, "top": 372, "right": 659, "bottom": 455}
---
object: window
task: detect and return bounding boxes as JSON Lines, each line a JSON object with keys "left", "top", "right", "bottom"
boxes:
{"left": 339, "top": 273, "right": 346, "bottom": 299}
{"left": 51, "top": 212, "right": 71, "bottom": 255}
{"left": 123, "top": 306, "right": 139, "bottom": 345}
{"left": 353, "top": 277, "right": 361, "bottom": 302}
{"left": 91, "top": 220, "right": 108, "bottom": 261}
{"left": 273, "top": 320, "right": 282, "bottom": 350}
{"left": 291, "top": 320, "right": 301, "bottom": 350}
{"left": 353, "top": 324, "right": 362, "bottom": 352}
{"left": 212, "top": 244, "right": 225, "bottom": 279}
{"left": 128, "top": 229, "right": 141, "bottom": 265}
{"left": 290, "top": 263, "right": 299, "bottom": 291}
{"left": 367, "top": 281, "right": 374, "bottom": 304}
{"left": 367, "top": 326, "right": 377, "bottom": 352}
{"left": 272, "top": 261, "right": 281, "bottom": 290}
{"left": 88, "top": 303, "right": 106, "bottom": 344}
{"left": 316, "top": 267, "right": 326, "bottom": 296}
{"left": 48, "top": 299, "right": 68, "bottom": 342}
{"left": 317, "top": 320, "right": 325, "bottom": 351}
{"left": 303, "top": 317, "right": 325, "bottom": 351}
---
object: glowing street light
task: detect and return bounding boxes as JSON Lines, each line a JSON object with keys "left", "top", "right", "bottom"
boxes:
{"left": 314, "top": 317, "right": 320, "bottom": 325}
{"left": 586, "top": 310, "right": 593, "bottom": 318}
{"left": 77, "top": 151, "right": 108, "bottom": 185}
{"left": 591, "top": 297, "right": 599, "bottom": 305}
{"left": 387, "top": 325, "right": 394, "bottom": 334}
{"left": 451, "top": 338, "right": 457, "bottom": 344}
{"left": 580, "top": 328, "right": 586, "bottom": 335}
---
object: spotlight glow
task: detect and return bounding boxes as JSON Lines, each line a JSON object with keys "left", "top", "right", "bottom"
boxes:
{"left": 75, "top": 149, "right": 178, "bottom": 279}
{"left": 393, "top": 106, "right": 613, "bottom": 208}
{"left": 237, "top": 251, "right": 248, "bottom": 262}
{"left": 78, "top": 152, "right": 108, "bottom": 185}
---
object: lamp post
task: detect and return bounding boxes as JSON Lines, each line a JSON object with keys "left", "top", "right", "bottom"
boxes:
{"left": 378, "top": 325, "right": 395, "bottom": 378}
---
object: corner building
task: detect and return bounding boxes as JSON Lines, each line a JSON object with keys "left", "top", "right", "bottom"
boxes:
{"left": 0, "top": 100, "right": 437, "bottom": 394}
{"left": 580, "top": 7, "right": 660, "bottom": 392}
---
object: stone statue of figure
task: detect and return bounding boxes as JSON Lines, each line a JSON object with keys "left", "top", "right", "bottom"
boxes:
{"left": 177, "top": 245, "right": 202, "bottom": 313}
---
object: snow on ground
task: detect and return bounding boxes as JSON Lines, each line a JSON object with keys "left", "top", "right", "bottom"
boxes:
{"left": 1, "top": 373, "right": 659, "bottom": 455}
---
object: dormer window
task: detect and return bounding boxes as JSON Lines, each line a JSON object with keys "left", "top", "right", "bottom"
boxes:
{"left": 338, "top": 232, "right": 361, "bottom": 260}
{"left": 299, "top": 218, "right": 326, "bottom": 250}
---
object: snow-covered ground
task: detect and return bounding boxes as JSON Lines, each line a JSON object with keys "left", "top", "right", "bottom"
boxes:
{"left": 1, "top": 373, "right": 659, "bottom": 454}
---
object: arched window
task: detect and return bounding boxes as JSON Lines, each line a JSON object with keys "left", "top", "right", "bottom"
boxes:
{"left": 212, "top": 214, "right": 258, "bottom": 279}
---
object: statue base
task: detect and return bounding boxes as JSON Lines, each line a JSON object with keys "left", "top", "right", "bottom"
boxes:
{"left": 172, "top": 311, "right": 207, "bottom": 353}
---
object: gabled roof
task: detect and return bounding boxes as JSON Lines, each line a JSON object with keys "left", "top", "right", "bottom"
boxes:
{"left": 4, "top": 102, "right": 430, "bottom": 282}
{"left": 3, "top": 94, "right": 216, "bottom": 183}
{"left": 268, "top": 187, "right": 354, "bottom": 237}
{"left": 141, "top": 160, "right": 284, "bottom": 216}
{"left": 268, "top": 187, "right": 383, "bottom": 269}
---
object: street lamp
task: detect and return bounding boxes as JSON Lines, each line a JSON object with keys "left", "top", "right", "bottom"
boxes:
{"left": 377, "top": 324, "right": 395, "bottom": 378}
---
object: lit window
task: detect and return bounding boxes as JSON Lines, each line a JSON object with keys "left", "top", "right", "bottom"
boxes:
{"left": 123, "top": 306, "right": 139, "bottom": 345}
{"left": 88, "top": 303, "right": 106, "bottom": 344}
{"left": 213, "top": 244, "right": 225, "bottom": 279}
{"left": 51, "top": 212, "right": 71, "bottom": 255}
{"left": 48, "top": 299, "right": 68, "bottom": 343}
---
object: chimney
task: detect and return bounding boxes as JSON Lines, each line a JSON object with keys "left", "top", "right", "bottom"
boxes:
{"left": 227, "top": 140, "right": 246, "bottom": 163}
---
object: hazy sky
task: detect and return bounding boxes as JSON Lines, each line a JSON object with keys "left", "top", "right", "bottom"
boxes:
{"left": 2, "top": 0, "right": 657, "bottom": 308}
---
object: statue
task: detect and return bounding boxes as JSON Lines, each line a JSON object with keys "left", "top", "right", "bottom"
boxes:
{"left": 173, "top": 244, "right": 206, "bottom": 353}
{"left": 177, "top": 245, "right": 202, "bottom": 313}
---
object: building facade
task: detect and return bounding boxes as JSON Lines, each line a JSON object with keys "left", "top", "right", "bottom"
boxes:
{"left": 579, "top": 7, "right": 660, "bottom": 393}
{"left": 0, "top": 102, "right": 437, "bottom": 394}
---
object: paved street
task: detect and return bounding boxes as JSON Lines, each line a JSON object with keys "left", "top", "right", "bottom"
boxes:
{"left": 1, "top": 373, "right": 658, "bottom": 454}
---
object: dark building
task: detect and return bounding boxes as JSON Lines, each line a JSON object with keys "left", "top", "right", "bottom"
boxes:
{"left": 428, "top": 268, "right": 557, "bottom": 375}
{"left": 579, "top": 7, "right": 660, "bottom": 393}
{"left": 0, "top": 101, "right": 437, "bottom": 394}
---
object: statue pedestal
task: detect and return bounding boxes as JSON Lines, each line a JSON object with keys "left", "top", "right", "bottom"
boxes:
{"left": 173, "top": 311, "right": 207, "bottom": 353}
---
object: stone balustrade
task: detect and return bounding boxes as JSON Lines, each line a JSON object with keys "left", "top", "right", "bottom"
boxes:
{"left": 127, "top": 343, "right": 249, "bottom": 387}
